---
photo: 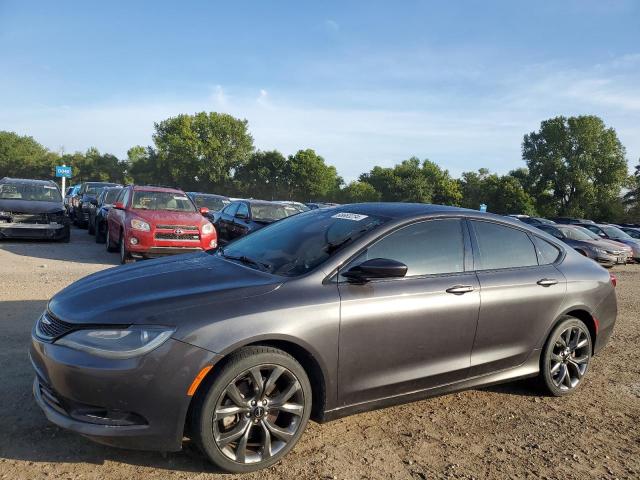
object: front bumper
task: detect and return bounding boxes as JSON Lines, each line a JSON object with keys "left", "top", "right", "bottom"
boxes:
{"left": 30, "top": 333, "right": 220, "bottom": 452}
{"left": 130, "top": 246, "right": 204, "bottom": 259}
{"left": 594, "top": 252, "right": 627, "bottom": 267}
{"left": 0, "top": 222, "right": 68, "bottom": 240}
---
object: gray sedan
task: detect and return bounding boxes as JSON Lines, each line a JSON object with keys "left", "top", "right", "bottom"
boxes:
{"left": 30, "top": 203, "right": 617, "bottom": 473}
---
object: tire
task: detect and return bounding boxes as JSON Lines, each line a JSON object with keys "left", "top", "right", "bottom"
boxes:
{"left": 119, "top": 231, "right": 134, "bottom": 264}
{"left": 190, "top": 346, "right": 312, "bottom": 473}
{"left": 59, "top": 226, "right": 71, "bottom": 243}
{"left": 540, "top": 316, "right": 592, "bottom": 396}
{"left": 88, "top": 218, "right": 95, "bottom": 235}
{"left": 95, "top": 220, "right": 106, "bottom": 243}
{"left": 106, "top": 227, "right": 117, "bottom": 252}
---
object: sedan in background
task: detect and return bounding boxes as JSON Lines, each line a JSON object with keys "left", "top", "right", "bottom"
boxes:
{"left": 618, "top": 226, "right": 640, "bottom": 240}
{"left": 576, "top": 223, "right": 640, "bottom": 262}
{"left": 213, "top": 199, "right": 300, "bottom": 245}
{"left": 31, "top": 204, "right": 617, "bottom": 472}
{"left": 72, "top": 182, "right": 120, "bottom": 228}
{"left": 106, "top": 185, "right": 217, "bottom": 263}
{"left": 536, "top": 224, "right": 627, "bottom": 267}
{"left": 0, "top": 177, "right": 70, "bottom": 242}
{"left": 88, "top": 186, "right": 123, "bottom": 242}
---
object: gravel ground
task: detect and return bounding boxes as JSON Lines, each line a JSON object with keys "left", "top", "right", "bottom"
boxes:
{"left": 1, "top": 228, "right": 639, "bottom": 480}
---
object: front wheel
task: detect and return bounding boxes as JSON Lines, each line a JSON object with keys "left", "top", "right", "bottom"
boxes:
{"left": 190, "top": 346, "right": 312, "bottom": 473}
{"left": 540, "top": 316, "right": 592, "bottom": 396}
{"left": 106, "top": 227, "right": 117, "bottom": 252}
{"left": 119, "top": 233, "right": 134, "bottom": 264}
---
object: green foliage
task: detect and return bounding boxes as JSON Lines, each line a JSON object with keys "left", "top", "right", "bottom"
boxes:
{"left": 235, "top": 150, "right": 289, "bottom": 199}
{"left": 522, "top": 115, "right": 628, "bottom": 220}
{"left": 0, "top": 131, "right": 59, "bottom": 179}
{"left": 623, "top": 159, "right": 640, "bottom": 222}
{"left": 339, "top": 181, "right": 381, "bottom": 203}
{"left": 151, "top": 112, "right": 254, "bottom": 191}
{"left": 63, "top": 147, "right": 128, "bottom": 184}
{"left": 287, "top": 149, "right": 341, "bottom": 201}
{"left": 459, "top": 169, "right": 536, "bottom": 215}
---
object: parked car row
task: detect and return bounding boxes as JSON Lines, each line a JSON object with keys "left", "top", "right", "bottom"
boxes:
{"left": 509, "top": 214, "right": 640, "bottom": 267}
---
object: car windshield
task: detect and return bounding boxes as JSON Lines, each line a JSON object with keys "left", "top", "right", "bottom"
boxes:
{"left": 84, "top": 183, "right": 115, "bottom": 195}
{"left": 219, "top": 209, "right": 389, "bottom": 276}
{"left": 251, "top": 203, "right": 298, "bottom": 222}
{"left": 575, "top": 227, "right": 602, "bottom": 240}
{"left": 0, "top": 182, "right": 61, "bottom": 202}
{"left": 192, "top": 195, "right": 229, "bottom": 211}
{"left": 558, "top": 227, "right": 593, "bottom": 241}
{"left": 132, "top": 191, "right": 196, "bottom": 212}
{"left": 602, "top": 226, "right": 631, "bottom": 240}
{"left": 104, "top": 188, "right": 121, "bottom": 204}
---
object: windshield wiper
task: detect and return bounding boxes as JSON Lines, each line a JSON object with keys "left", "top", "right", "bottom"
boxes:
{"left": 325, "top": 236, "right": 354, "bottom": 254}
{"left": 221, "top": 252, "right": 272, "bottom": 272}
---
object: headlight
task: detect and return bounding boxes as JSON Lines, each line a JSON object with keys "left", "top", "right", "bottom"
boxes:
{"left": 201, "top": 222, "right": 214, "bottom": 234}
{"left": 56, "top": 326, "right": 174, "bottom": 359}
{"left": 131, "top": 218, "right": 150, "bottom": 231}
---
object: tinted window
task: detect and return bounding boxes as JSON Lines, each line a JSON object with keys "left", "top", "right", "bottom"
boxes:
{"left": 104, "top": 188, "right": 121, "bottom": 204}
{"left": 236, "top": 203, "right": 249, "bottom": 218}
{"left": 538, "top": 225, "right": 563, "bottom": 239}
{"left": 131, "top": 191, "right": 195, "bottom": 212}
{"left": 532, "top": 236, "right": 562, "bottom": 264}
{"left": 192, "top": 194, "right": 229, "bottom": 211}
{"left": 350, "top": 219, "right": 465, "bottom": 277}
{"left": 251, "top": 203, "right": 296, "bottom": 222}
{"left": 223, "top": 203, "right": 239, "bottom": 217}
{"left": 121, "top": 188, "right": 131, "bottom": 206}
{"left": 472, "top": 221, "right": 538, "bottom": 270}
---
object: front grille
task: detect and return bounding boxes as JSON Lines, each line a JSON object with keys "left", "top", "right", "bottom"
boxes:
{"left": 155, "top": 232, "right": 200, "bottom": 241}
{"left": 0, "top": 211, "right": 65, "bottom": 224}
{"left": 155, "top": 224, "right": 199, "bottom": 231}
{"left": 35, "top": 312, "right": 76, "bottom": 341}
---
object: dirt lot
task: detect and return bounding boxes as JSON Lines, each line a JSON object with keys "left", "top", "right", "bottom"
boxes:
{"left": 1, "top": 228, "right": 639, "bottom": 480}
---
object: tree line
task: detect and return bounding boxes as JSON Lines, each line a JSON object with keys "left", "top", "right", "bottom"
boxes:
{"left": 0, "top": 113, "right": 636, "bottom": 221}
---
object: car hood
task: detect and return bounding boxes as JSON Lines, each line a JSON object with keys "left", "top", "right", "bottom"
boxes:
{"left": 0, "top": 199, "right": 63, "bottom": 213}
{"left": 130, "top": 208, "right": 207, "bottom": 225}
{"left": 48, "top": 253, "right": 282, "bottom": 325}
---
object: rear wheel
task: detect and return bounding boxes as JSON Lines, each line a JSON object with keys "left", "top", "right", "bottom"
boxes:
{"left": 88, "top": 217, "right": 95, "bottom": 235}
{"left": 191, "top": 346, "right": 312, "bottom": 473}
{"left": 59, "top": 225, "right": 71, "bottom": 243}
{"left": 95, "top": 220, "right": 106, "bottom": 243}
{"left": 540, "top": 316, "right": 592, "bottom": 396}
{"left": 106, "top": 227, "right": 117, "bottom": 252}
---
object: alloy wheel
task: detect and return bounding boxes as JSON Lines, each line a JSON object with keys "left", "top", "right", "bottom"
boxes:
{"left": 212, "top": 364, "right": 305, "bottom": 465}
{"left": 549, "top": 325, "right": 590, "bottom": 391}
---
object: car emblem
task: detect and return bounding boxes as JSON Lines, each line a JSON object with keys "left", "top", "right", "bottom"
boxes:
{"left": 174, "top": 228, "right": 184, "bottom": 235}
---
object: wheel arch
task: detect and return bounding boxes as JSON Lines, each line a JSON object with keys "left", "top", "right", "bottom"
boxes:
{"left": 543, "top": 307, "right": 597, "bottom": 353}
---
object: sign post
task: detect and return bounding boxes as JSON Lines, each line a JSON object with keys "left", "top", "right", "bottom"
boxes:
{"left": 55, "top": 165, "right": 73, "bottom": 194}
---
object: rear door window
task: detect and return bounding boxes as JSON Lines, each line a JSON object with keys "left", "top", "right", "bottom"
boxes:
{"left": 471, "top": 221, "right": 538, "bottom": 270}
{"left": 532, "top": 236, "right": 562, "bottom": 264}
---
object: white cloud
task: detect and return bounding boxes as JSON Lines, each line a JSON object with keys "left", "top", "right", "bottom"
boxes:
{"left": 324, "top": 19, "right": 339, "bottom": 32}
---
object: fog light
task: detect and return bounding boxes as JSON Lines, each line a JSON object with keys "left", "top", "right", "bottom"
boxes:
{"left": 130, "top": 237, "right": 138, "bottom": 245}
{"left": 210, "top": 239, "right": 217, "bottom": 248}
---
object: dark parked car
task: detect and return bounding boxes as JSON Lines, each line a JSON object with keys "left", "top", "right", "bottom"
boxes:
{"left": 187, "top": 192, "right": 230, "bottom": 214}
{"left": 0, "top": 177, "right": 70, "bottom": 242}
{"left": 576, "top": 223, "right": 640, "bottom": 261}
{"left": 88, "top": 186, "right": 123, "bottom": 242}
{"left": 213, "top": 199, "right": 300, "bottom": 245}
{"left": 31, "top": 204, "right": 617, "bottom": 472}
{"left": 509, "top": 215, "right": 556, "bottom": 226}
{"left": 63, "top": 185, "right": 79, "bottom": 213}
{"left": 535, "top": 224, "right": 627, "bottom": 267}
{"left": 71, "top": 182, "right": 120, "bottom": 227}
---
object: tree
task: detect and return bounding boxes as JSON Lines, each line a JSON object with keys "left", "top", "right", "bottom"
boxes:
{"left": 522, "top": 115, "right": 628, "bottom": 219}
{"left": 60, "top": 148, "right": 128, "bottom": 184}
{"left": 152, "top": 112, "right": 254, "bottom": 191}
{"left": 459, "top": 168, "right": 536, "bottom": 215}
{"left": 0, "top": 131, "right": 59, "bottom": 180}
{"left": 235, "top": 150, "right": 289, "bottom": 199}
{"left": 339, "top": 181, "right": 381, "bottom": 203}
{"left": 286, "top": 149, "right": 341, "bottom": 201}
{"left": 623, "top": 158, "right": 640, "bottom": 222}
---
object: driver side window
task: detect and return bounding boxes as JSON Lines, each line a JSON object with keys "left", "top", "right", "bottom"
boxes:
{"left": 236, "top": 203, "right": 249, "bottom": 218}
{"left": 342, "top": 219, "right": 465, "bottom": 279}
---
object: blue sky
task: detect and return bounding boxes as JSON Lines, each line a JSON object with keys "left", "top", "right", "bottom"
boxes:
{"left": 1, "top": 1, "right": 639, "bottom": 181}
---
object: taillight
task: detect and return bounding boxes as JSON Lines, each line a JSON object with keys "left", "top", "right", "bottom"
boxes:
{"left": 609, "top": 273, "right": 617, "bottom": 287}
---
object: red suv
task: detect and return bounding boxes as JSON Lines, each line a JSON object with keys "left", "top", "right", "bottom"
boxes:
{"left": 106, "top": 185, "right": 217, "bottom": 263}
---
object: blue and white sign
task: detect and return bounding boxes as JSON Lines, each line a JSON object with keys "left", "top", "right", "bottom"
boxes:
{"left": 479, "top": 203, "right": 487, "bottom": 212}
{"left": 55, "top": 165, "right": 72, "bottom": 178}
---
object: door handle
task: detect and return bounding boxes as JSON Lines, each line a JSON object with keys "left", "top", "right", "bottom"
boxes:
{"left": 537, "top": 278, "right": 558, "bottom": 287}
{"left": 446, "top": 285, "right": 475, "bottom": 295}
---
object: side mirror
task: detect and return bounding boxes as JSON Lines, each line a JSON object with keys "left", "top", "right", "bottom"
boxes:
{"left": 113, "top": 202, "right": 124, "bottom": 210}
{"left": 599, "top": 232, "right": 606, "bottom": 237}
{"left": 342, "top": 258, "right": 408, "bottom": 282}
{"left": 200, "top": 207, "right": 210, "bottom": 215}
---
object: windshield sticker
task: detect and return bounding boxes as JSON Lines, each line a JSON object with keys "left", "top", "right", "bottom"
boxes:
{"left": 332, "top": 212, "right": 369, "bottom": 221}
{"left": 44, "top": 186, "right": 57, "bottom": 189}
{"left": 173, "top": 196, "right": 188, "bottom": 200}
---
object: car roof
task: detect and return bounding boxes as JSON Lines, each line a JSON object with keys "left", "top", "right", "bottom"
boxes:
{"left": 327, "top": 202, "right": 478, "bottom": 219}
{"left": 131, "top": 185, "right": 185, "bottom": 194}
{"left": 1, "top": 177, "right": 57, "bottom": 185}
{"left": 188, "top": 192, "right": 229, "bottom": 199}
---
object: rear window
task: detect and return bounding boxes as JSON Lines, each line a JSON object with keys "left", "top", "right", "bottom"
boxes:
{"left": 472, "top": 221, "right": 538, "bottom": 270}
{"left": 192, "top": 194, "right": 229, "bottom": 211}
{"left": 251, "top": 203, "right": 296, "bottom": 222}
{"left": 131, "top": 191, "right": 195, "bottom": 212}
{"left": 104, "top": 188, "right": 121, "bottom": 204}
